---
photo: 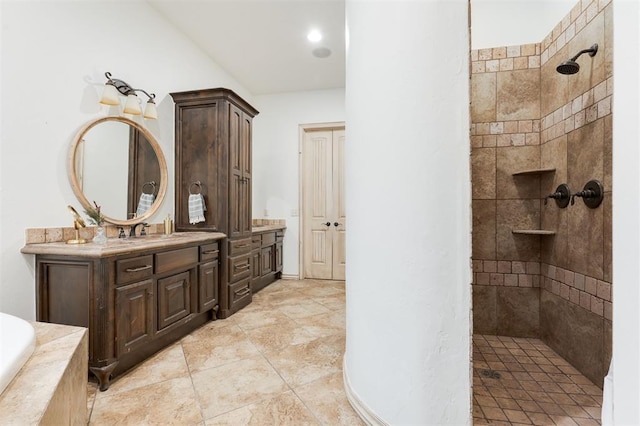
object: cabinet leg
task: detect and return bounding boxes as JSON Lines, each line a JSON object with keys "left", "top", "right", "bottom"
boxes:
{"left": 90, "top": 362, "right": 118, "bottom": 391}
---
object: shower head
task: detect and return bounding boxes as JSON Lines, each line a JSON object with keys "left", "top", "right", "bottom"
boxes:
{"left": 556, "top": 43, "right": 598, "bottom": 75}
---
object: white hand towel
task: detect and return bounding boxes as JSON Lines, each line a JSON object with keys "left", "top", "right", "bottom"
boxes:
{"left": 188, "top": 194, "right": 206, "bottom": 224}
{"left": 136, "top": 193, "right": 155, "bottom": 217}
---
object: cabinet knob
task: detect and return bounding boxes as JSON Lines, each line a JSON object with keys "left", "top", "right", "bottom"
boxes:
{"left": 324, "top": 222, "right": 331, "bottom": 227}
{"left": 334, "top": 222, "right": 340, "bottom": 227}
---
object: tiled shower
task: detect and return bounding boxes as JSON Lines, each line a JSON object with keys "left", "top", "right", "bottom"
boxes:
{"left": 471, "top": 0, "right": 612, "bottom": 423}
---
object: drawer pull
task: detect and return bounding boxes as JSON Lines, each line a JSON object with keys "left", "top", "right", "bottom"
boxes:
{"left": 125, "top": 265, "right": 152, "bottom": 273}
{"left": 234, "top": 287, "right": 250, "bottom": 297}
{"left": 202, "top": 250, "right": 219, "bottom": 255}
{"left": 234, "top": 263, "right": 250, "bottom": 271}
{"left": 235, "top": 244, "right": 250, "bottom": 248}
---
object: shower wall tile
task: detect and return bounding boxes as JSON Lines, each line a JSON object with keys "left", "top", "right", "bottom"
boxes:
{"left": 541, "top": 202, "right": 569, "bottom": 269}
{"left": 496, "top": 146, "right": 541, "bottom": 199}
{"left": 472, "top": 200, "right": 496, "bottom": 260}
{"left": 540, "top": 135, "right": 568, "bottom": 194}
{"left": 540, "top": 290, "right": 605, "bottom": 386}
{"left": 496, "top": 287, "right": 540, "bottom": 337}
{"left": 603, "top": 4, "right": 613, "bottom": 78}
{"left": 567, "top": 201, "right": 604, "bottom": 279}
{"left": 471, "top": 73, "right": 497, "bottom": 122}
{"left": 603, "top": 319, "right": 612, "bottom": 378}
{"left": 496, "top": 199, "right": 540, "bottom": 262}
{"left": 472, "top": 148, "right": 496, "bottom": 199}
{"left": 567, "top": 13, "right": 606, "bottom": 103}
{"left": 568, "top": 119, "right": 604, "bottom": 191}
{"left": 603, "top": 114, "right": 612, "bottom": 192}
{"left": 603, "top": 194, "right": 612, "bottom": 282}
{"left": 473, "top": 285, "right": 497, "bottom": 334}
{"left": 496, "top": 69, "right": 540, "bottom": 121}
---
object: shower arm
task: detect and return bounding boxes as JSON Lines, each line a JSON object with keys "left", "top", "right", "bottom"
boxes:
{"left": 570, "top": 46, "right": 598, "bottom": 61}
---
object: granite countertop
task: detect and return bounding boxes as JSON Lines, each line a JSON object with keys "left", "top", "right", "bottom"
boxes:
{"left": 21, "top": 231, "right": 227, "bottom": 257}
{"left": 252, "top": 225, "right": 286, "bottom": 233}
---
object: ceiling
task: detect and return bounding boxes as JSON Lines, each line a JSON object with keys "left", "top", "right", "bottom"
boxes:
{"left": 147, "top": 0, "right": 346, "bottom": 95}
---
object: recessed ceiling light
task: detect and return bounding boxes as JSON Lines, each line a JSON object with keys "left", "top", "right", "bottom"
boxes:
{"left": 307, "top": 30, "right": 322, "bottom": 43}
{"left": 312, "top": 47, "right": 332, "bottom": 59}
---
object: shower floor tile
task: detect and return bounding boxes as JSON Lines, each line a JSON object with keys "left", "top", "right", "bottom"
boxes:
{"left": 473, "top": 334, "right": 603, "bottom": 425}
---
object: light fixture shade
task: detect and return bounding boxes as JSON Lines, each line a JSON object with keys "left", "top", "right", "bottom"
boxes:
{"left": 143, "top": 100, "right": 158, "bottom": 119}
{"left": 99, "top": 83, "right": 120, "bottom": 106}
{"left": 123, "top": 94, "right": 142, "bottom": 115}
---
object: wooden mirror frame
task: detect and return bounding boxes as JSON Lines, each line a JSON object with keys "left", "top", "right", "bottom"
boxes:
{"left": 68, "top": 116, "right": 168, "bottom": 226}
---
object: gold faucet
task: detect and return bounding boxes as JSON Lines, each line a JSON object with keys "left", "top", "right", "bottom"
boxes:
{"left": 66, "top": 205, "right": 87, "bottom": 244}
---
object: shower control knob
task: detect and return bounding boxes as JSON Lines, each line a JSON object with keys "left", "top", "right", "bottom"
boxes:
{"left": 545, "top": 184, "right": 571, "bottom": 208}
{"left": 570, "top": 180, "right": 604, "bottom": 208}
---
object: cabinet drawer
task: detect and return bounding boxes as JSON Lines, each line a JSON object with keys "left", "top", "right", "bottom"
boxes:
{"left": 116, "top": 255, "right": 154, "bottom": 285}
{"left": 251, "top": 235, "right": 262, "bottom": 250}
{"left": 156, "top": 247, "right": 198, "bottom": 275}
{"left": 200, "top": 243, "right": 219, "bottom": 262}
{"left": 262, "top": 232, "right": 276, "bottom": 246}
{"left": 228, "top": 253, "right": 251, "bottom": 283}
{"left": 229, "top": 237, "right": 252, "bottom": 255}
{"left": 228, "top": 278, "right": 251, "bottom": 310}
{"left": 276, "top": 230, "right": 284, "bottom": 242}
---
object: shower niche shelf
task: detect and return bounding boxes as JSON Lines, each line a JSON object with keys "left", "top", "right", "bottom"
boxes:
{"left": 512, "top": 229, "right": 556, "bottom": 236}
{"left": 512, "top": 167, "right": 556, "bottom": 176}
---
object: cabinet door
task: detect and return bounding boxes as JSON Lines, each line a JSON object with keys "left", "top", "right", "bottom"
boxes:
{"left": 275, "top": 241, "right": 283, "bottom": 272}
{"left": 198, "top": 261, "right": 218, "bottom": 312}
{"left": 229, "top": 104, "right": 252, "bottom": 238}
{"left": 116, "top": 279, "right": 154, "bottom": 355}
{"left": 261, "top": 246, "right": 274, "bottom": 276}
{"left": 251, "top": 250, "right": 261, "bottom": 280}
{"left": 175, "top": 102, "right": 220, "bottom": 231}
{"left": 157, "top": 271, "right": 192, "bottom": 331}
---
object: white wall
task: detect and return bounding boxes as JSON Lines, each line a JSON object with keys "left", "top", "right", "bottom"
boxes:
{"left": 0, "top": 0, "right": 252, "bottom": 319}
{"left": 471, "top": 0, "right": 576, "bottom": 49}
{"left": 344, "top": 1, "right": 471, "bottom": 423}
{"left": 252, "top": 89, "right": 345, "bottom": 277}
{"left": 612, "top": 1, "right": 640, "bottom": 423}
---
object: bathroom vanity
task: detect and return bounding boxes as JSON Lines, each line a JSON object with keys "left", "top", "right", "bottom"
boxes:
{"left": 21, "top": 232, "right": 225, "bottom": 391}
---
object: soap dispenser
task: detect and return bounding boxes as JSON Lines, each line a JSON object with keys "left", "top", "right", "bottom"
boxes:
{"left": 164, "top": 214, "right": 173, "bottom": 235}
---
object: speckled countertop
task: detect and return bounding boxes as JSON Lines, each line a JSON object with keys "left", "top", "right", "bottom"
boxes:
{"left": 21, "top": 231, "right": 227, "bottom": 257}
{"left": 251, "top": 225, "right": 287, "bottom": 233}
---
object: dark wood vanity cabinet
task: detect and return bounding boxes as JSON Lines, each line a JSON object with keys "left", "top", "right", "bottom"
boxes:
{"left": 171, "top": 88, "right": 258, "bottom": 318}
{"left": 251, "top": 228, "right": 285, "bottom": 293}
{"left": 32, "top": 236, "right": 223, "bottom": 391}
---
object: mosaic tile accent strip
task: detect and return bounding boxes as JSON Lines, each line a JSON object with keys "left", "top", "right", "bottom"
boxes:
{"left": 540, "top": 0, "right": 612, "bottom": 66}
{"left": 471, "top": 43, "right": 541, "bottom": 74}
{"left": 473, "top": 334, "right": 603, "bottom": 425}
{"left": 471, "top": 120, "right": 542, "bottom": 148}
{"left": 541, "top": 79, "right": 613, "bottom": 143}
{"left": 472, "top": 259, "right": 612, "bottom": 321}
{"left": 541, "top": 263, "right": 612, "bottom": 321}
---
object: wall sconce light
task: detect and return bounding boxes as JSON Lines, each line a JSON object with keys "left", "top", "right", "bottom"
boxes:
{"left": 99, "top": 72, "right": 158, "bottom": 119}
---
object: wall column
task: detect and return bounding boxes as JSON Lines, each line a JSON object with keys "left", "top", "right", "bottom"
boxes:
{"left": 343, "top": 1, "right": 471, "bottom": 424}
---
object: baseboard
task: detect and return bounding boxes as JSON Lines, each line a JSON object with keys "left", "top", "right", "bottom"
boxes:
{"left": 343, "top": 355, "right": 388, "bottom": 426}
{"left": 280, "top": 274, "right": 299, "bottom": 280}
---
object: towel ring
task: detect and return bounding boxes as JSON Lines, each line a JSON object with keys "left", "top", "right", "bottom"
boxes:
{"left": 142, "top": 181, "right": 156, "bottom": 195}
{"left": 189, "top": 181, "right": 202, "bottom": 195}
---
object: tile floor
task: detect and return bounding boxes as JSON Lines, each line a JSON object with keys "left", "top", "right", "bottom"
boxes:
{"left": 473, "top": 334, "right": 603, "bottom": 425}
{"left": 87, "top": 279, "right": 363, "bottom": 425}
{"left": 86, "top": 279, "right": 604, "bottom": 425}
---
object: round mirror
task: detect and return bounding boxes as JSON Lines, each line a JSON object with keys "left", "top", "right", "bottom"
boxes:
{"left": 68, "top": 116, "right": 168, "bottom": 226}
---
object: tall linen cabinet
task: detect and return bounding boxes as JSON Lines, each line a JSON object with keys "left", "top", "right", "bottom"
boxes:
{"left": 170, "top": 88, "right": 259, "bottom": 318}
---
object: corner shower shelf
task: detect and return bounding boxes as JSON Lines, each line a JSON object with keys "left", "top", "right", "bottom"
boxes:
{"left": 512, "top": 167, "right": 556, "bottom": 176}
{"left": 512, "top": 229, "right": 556, "bottom": 235}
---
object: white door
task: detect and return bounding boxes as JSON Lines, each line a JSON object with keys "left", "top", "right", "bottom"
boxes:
{"left": 302, "top": 127, "right": 346, "bottom": 280}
